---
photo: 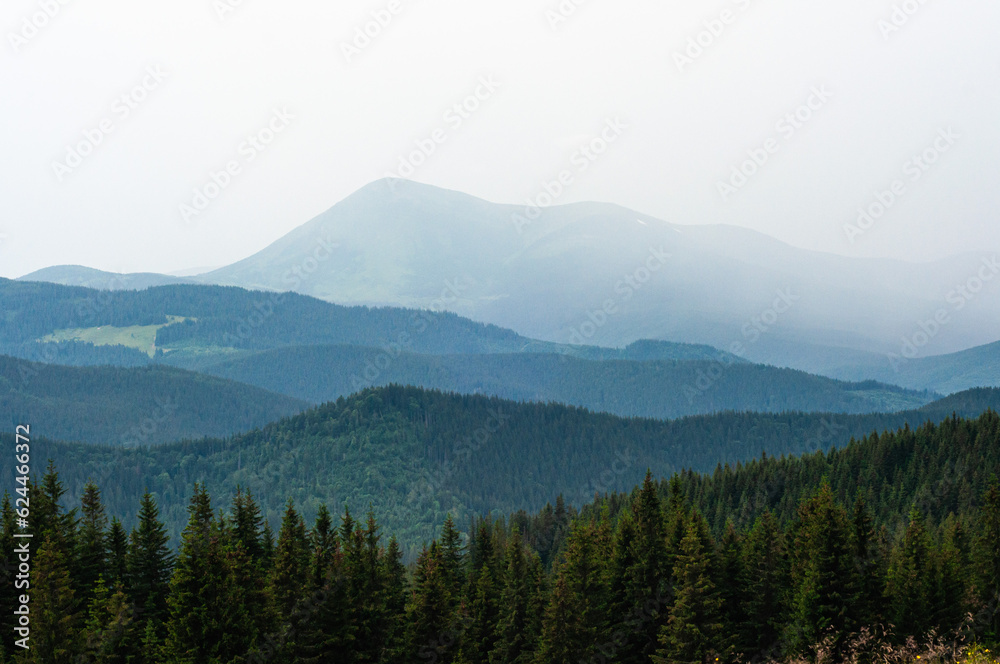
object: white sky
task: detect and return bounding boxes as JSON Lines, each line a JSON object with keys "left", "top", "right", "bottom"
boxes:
{"left": 2, "top": 0, "right": 998, "bottom": 278}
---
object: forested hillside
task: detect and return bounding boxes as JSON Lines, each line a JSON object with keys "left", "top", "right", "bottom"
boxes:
{"left": 0, "top": 355, "right": 308, "bottom": 445}
{"left": 192, "top": 344, "right": 934, "bottom": 417}
{"left": 10, "top": 385, "right": 999, "bottom": 555}
{"left": 0, "top": 279, "right": 530, "bottom": 356}
{"left": 2, "top": 411, "right": 997, "bottom": 663}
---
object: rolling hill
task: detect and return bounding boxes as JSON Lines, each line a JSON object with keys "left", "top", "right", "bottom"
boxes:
{"left": 0, "top": 355, "right": 309, "bottom": 445}
{"left": 16, "top": 384, "right": 1000, "bottom": 553}
{"left": 189, "top": 344, "right": 935, "bottom": 418}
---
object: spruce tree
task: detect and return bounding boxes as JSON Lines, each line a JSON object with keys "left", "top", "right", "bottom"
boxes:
{"left": 408, "top": 542, "right": 457, "bottom": 664}
{"left": 81, "top": 577, "right": 141, "bottom": 662}
{"left": 490, "top": 528, "right": 532, "bottom": 664}
{"left": 29, "top": 535, "right": 81, "bottom": 662}
{"left": 885, "top": 507, "right": 936, "bottom": 638}
{"left": 126, "top": 491, "right": 173, "bottom": 630}
{"left": 269, "top": 499, "right": 311, "bottom": 618}
{"left": 975, "top": 478, "right": 1000, "bottom": 636}
{"left": 784, "top": 482, "right": 856, "bottom": 654}
{"left": 76, "top": 481, "right": 108, "bottom": 603}
{"left": 739, "top": 510, "right": 787, "bottom": 657}
{"left": 163, "top": 483, "right": 254, "bottom": 662}
{"left": 106, "top": 517, "right": 129, "bottom": 589}
{"left": 0, "top": 493, "right": 18, "bottom": 658}
{"left": 653, "top": 514, "right": 724, "bottom": 664}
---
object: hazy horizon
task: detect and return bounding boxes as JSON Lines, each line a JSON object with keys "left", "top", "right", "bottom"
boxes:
{"left": 4, "top": 0, "right": 999, "bottom": 279}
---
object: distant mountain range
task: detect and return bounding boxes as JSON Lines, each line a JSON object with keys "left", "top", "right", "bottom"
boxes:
{"left": 186, "top": 344, "right": 936, "bottom": 418}
{"left": 0, "top": 279, "right": 948, "bottom": 422}
{"left": 19, "top": 179, "right": 1000, "bottom": 386}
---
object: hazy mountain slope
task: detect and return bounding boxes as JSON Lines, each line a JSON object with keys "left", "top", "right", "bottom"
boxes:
{"left": 1, "top": 277, "right": 744, "bottom": 369}
{"left": 18, "top": 265, "right": 193, "bottom": 290}
{"left": 22, "top": 385, "right": 1000, "bottom": 552}
{"left": 0, "top": 355, "right": 309, "bottom": 445}
{"left": 823, "top": 340, "right": 1000, "bottom": 394}
{"left": 0, "top": 278, "right": 533, "bottom": 356}
{"left": 191, "top": 344, "right": 935, "bottom": 417}
{"left": 196, "top": 179, "right": 1000, "bottom": 366}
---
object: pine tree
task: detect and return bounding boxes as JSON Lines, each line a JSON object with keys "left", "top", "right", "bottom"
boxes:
{"left": 126, "top": 492, "right": 173, "bottom": 630}
{"left": 652, "top": 514, "right": 724, "bottom": 664}
{"left": 715, "top": 521, "right": 742, "bottom": 658}
{"left": 440, "top": 513, "right": 467, "bottom": 607}
{"left": 784, "top": 482, "right": 856, "bottom": 654}
{"left": 0, "top": 493, "right": 18, "bottom": 659}
{"left": 934, "top": 515, "right": 970, "bottom": 633}
{"left": 231, "top": 486, "right": 266, "bottom": 563}
{"left": 309, "top": 503, "right": 336, "bottom": 589}
{"left": 975, "top": 478, "right": 1000, "bottom": 636}
{"left": 739, "top": 510, "right": 787, "bottom": 658}
{"left": 461, "top": 561, "right": 500, "bottom": 663}
{"left": 76, "top": 481, "right": 108, "bottom": 603}
{"left": 29, "top": 535, "right": 81, "bottom": 662}
{"left": 885, "top": 507, "right": 936, "bottom": 638}
{"left": 80, "top": 577, "right": 141, "bottom": 662}
{"left": 106, "top": 517, "right": 129, "bottom": 589}
{"left": 534, "top": 519, "right": 608, "bottom": 664}
{"left": 533, "top": 574, "right": 577, "bottom": 664}
{"left": 490, "top": 528, "right": 532, "bottom": 664}
{"left": 849, "top": 495, "right": 883, "bottom": 629}
{"left": 381, "top": 535, "right": 409, "bottom": 662}
{"left": 163, "top": 483, "right": 254, "bottom": 662}
{"left": 269, "top": 499, "right": 310, "bottom": 618}
{"left": 408, "top": 542, "right": 458, "bottom": 664}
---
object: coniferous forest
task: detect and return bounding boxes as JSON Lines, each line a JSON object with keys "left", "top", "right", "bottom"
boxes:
{"left": 2, "top": 413, "right": 998, "bottom": 664}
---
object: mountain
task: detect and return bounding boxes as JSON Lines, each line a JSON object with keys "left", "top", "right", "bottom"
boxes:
{"left": 21, "top": 384, "right": 1000, "bottom": 551}
{"left": 17, "top": 265, "right": 193, "bottom": 290}
{"left": 0, "top": 277, "right": 736, "bottom": 366}
{"left": 0, "top": 355, "right": 309, "bottom": 445}
{"left": 2, "top": 278, "right": 942, "bottom": 419}
{"left": 190, "top": 344, "right": 935, "bottom": 418}
{"left": 824, "top": 339, "right": 1000, "bottom": 394}
{"left": 194, "top": 179, "right": 1000, "bottom": 369}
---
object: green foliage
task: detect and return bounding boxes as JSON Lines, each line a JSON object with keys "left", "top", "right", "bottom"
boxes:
{"left": 11, "top": 386, "right": 1000, "bottom": 556}
{"left": 0, "top": 355, "right": 308, "bottom": 445}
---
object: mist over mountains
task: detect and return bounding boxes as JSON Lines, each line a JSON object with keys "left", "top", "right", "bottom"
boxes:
{"left": 20, "top": 179, "right": 1000, "bottom": 384}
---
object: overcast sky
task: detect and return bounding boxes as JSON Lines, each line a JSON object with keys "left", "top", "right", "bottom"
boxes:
{"left": 2, "top": 0, "right": 998, "bottom": 278}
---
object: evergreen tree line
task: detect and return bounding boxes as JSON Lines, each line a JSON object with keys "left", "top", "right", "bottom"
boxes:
{"left": 1, "top": 456, "right": 997, "bottom": 663}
